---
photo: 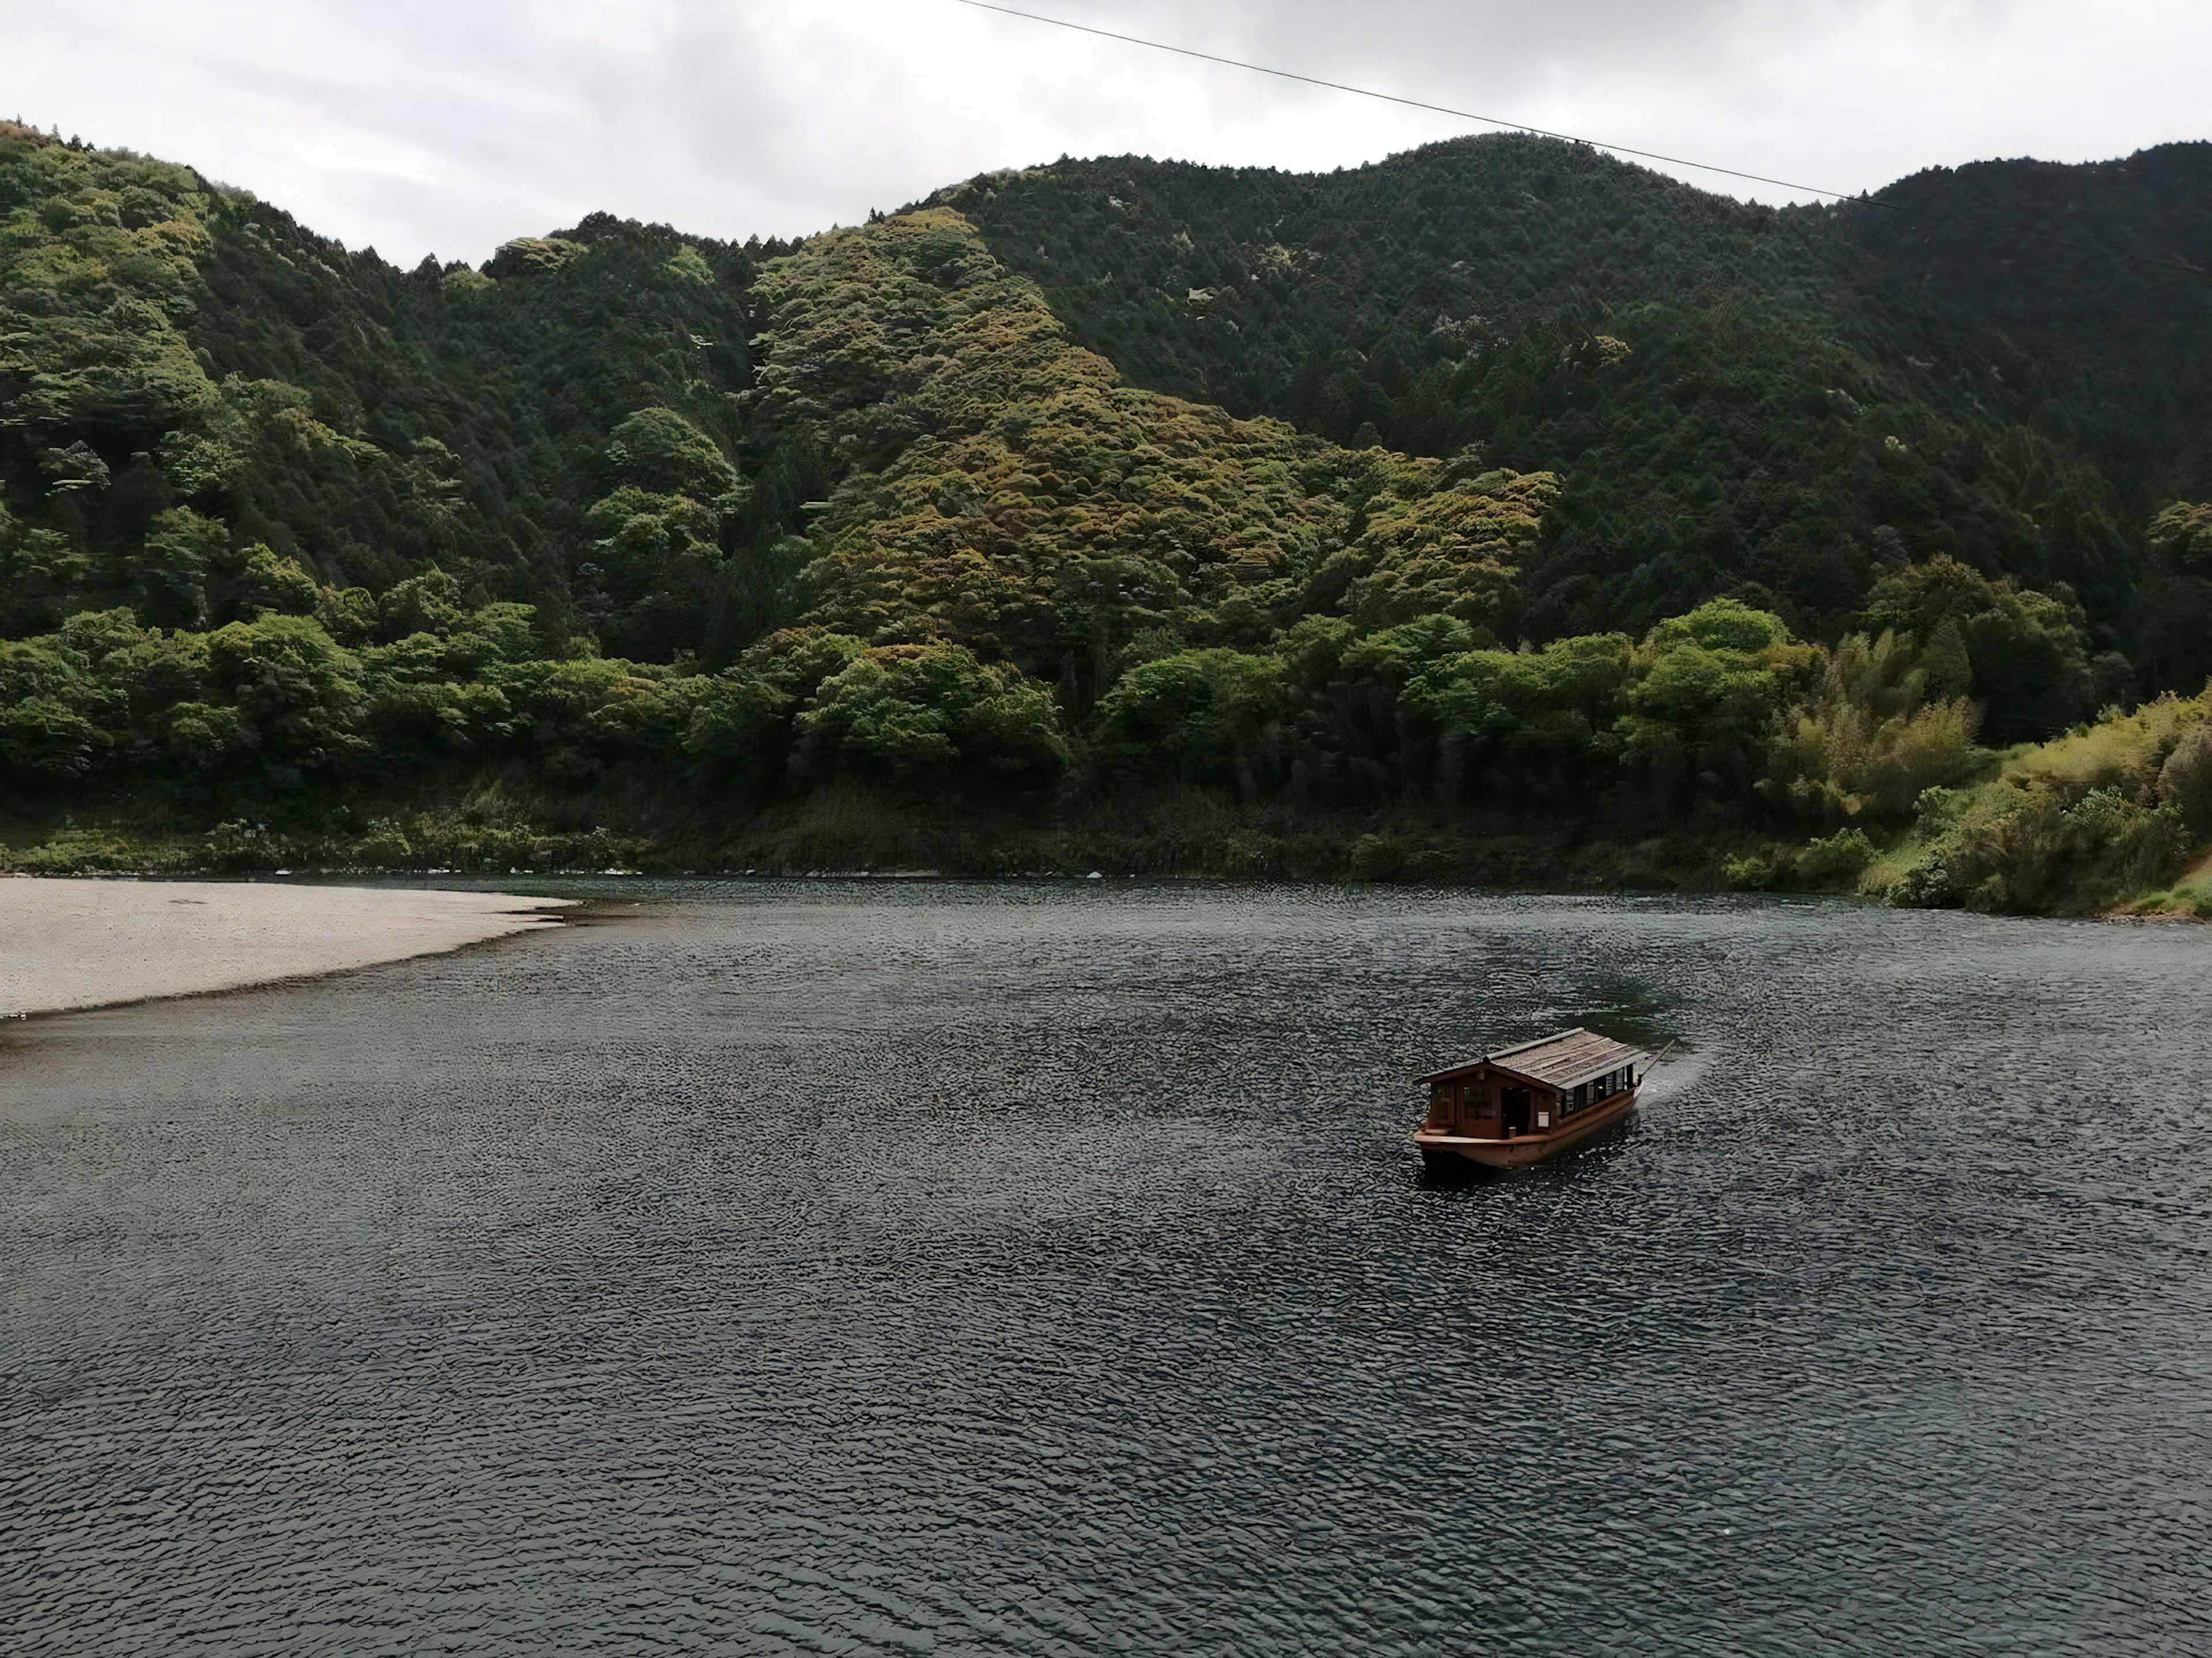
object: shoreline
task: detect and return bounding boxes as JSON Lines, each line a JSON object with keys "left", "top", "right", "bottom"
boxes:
{"left": 0, "top": 877, "right": 575, "bottom": 1020}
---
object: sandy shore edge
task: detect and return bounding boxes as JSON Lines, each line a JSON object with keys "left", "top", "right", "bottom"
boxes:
{"left": 0, "top": 877, "right": 576, "bottom": 1019}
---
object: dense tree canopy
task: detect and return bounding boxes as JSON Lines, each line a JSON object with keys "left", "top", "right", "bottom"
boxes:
{"left": 944, "top": 137, "right": 2212, "bottom": 674}
{"left": 5, "top": 118, "right": 2211, "bottom": 910}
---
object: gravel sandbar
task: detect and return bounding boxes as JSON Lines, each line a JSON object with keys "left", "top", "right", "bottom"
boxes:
{"left": 0, "top": 878, "right": 573, "bottom": 1018}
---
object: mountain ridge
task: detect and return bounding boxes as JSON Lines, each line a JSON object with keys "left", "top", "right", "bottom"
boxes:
{"left": 4, "top": 117, "right": 2211, "bottom": 913}
{"left": 942, "top": 135, "right": 2212, "bottom": 654}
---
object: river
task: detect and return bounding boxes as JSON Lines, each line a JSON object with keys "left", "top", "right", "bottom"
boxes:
{"left": 3, "top": 883, "right": 2207, "bottom": 1652}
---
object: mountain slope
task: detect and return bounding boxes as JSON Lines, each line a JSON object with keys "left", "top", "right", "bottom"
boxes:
{"left": 0, "top": 121, "right": 785, "bottom": 661}
{"left": 943, "top": 136, "right": 2212, "bottom": 677}
{"left": 749, "top": 208, "right": 1553, "bottom": 700}
{"left": 5, "top": 119, "right": 2212, "bottom": 910}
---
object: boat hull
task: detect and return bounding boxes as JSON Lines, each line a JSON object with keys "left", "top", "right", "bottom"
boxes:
{"left": 1412, "top": 1087, "right": 1638, "bottom": 1171}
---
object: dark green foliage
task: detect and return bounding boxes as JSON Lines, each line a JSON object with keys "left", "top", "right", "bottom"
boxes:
{"left": 2157, "top": 721, "right": 2212, "bottom": 837}
{"left": 0, "top": 120, "right": 786, "bottom": 667}
{"left": 942, "top": 136, "right": 2212, "bottom": 673}
{"left": 6, "top": 118, "right": 2212, "bottom": 911}
{"left": 1859, "top": 555, "right": 2093, "bottom": 742}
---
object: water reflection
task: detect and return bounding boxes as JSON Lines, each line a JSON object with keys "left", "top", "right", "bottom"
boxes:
{"left": 2, "top": 885, "right": 2207, "bottom": 1653}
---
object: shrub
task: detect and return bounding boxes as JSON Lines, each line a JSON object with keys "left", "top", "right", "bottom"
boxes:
{"left": 1904, "top": 784, "right": 2187, "bottom": 912}
{"left": 799, "top": 642, "right": 1069, "bottom": 782}
{"left": 2157, "top": 722, "right": 2212, "bottom": 839}
{"left": 1797, "top": 827, "right": 1877, "bottom": 886}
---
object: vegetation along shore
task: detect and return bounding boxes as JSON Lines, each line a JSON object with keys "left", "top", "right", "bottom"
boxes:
{"left": 5, "top": 121, "right": 2210, "bottom": 915}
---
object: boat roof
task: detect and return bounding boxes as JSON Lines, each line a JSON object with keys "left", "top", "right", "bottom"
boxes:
{"left": 1418, "top": 1028, "right": 1650, "bottom": 1092}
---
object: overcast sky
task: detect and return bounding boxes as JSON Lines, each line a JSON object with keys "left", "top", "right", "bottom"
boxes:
{"left": 3, "top": 1, "right": 2206, "bottom": 267}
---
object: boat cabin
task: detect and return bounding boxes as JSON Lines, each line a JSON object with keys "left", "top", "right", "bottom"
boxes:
{"left": 1418, "top": 1028, "right": 1646, "bottom": 1141}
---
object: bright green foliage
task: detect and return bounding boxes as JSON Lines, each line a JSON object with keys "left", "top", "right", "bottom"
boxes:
{"left": 0, "top": 629, "right": 109, "bottom": 775}
{"left": 0, "top": 127, "right": 215, "bottom": 438}
{"left": 1897, "top": 784, "right": 2189, "bottom": 913}
{"left": 2157, "top": 722, "right": 2212, "bottom": 837}
{"left": 1395, "top": 599, "right": 1820, "bottom": 822}
{"left": 1405, "top": 632, "right": 1635, "bottom": 765}
{"left": 196, "top": 613, "right": 368, "bottom": 777}
{"left": 2150, "top": 501, "right": 2212, "bottom": 567}
{"left": 605, "top": 407, "right": 740, "bottom": 502}
{"left": 679, "top": 673, "right": 786, "bottom": 777}
{"left": 1724, "top": 826, "right": 1878, "bottom": 891}
{"left": 231, "top": 545, "right": 321, "bottom": 617}
{"left": 135, "top": 507, "right": 225, "bottom": 628}
{"left": 1092, "top": 647, "right": 1288, "bottom": 795}
{"left": 1768, "top": 629, "right": 1984, "bottom": 821}
{"left": 1327, "top": 461, "right": 1549, "bottom": 628}
{"left": 486, "top": 237, "right": 586, "bottom": 278}
{"left": 0, "top": 119, "right": 774, "bottom": 662}
{"left": 1889, "top": 688, "right": 2211, "bottom": 910}
{"left": 797, "top": 640, "right": 1069, "bottom": 781}
{"left": 586, "top": 488, "right": 724, "bottom": 563}
{"left": 0, "top": 502, "right": 89, "bottom": 636}
{"left": 747, "top": 629, "right": 869, "bottom": 703}
{"left": 1615, "top": 600, "right": 1821, "bottom": 815}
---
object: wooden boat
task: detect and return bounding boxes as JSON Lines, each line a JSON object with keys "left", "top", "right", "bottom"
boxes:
{"left": 1411, "top": 1028, "right": 1653, "bottom": 1171}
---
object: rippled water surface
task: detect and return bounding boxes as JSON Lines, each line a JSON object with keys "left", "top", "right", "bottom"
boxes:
{"left": 4, "top": 883, "right": 2210, "bottom": 1653}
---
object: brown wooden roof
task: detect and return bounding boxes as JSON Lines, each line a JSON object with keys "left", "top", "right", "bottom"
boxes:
{"left": 1419, "top": 1028, "right": 1649, "bottom": 1091}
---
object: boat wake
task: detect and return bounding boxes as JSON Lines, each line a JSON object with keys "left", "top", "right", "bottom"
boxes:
{"left": 1633, "top": 1042, "right": 1711, "bottom": 1111}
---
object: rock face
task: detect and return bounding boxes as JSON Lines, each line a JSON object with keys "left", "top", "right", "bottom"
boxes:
{"left": 0, "top": 878, "right": 571, "bottom": 1018}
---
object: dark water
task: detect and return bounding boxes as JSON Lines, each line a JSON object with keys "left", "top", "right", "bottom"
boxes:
{"left": 3, "top": 884, "right": 2209, "bottom": 1654}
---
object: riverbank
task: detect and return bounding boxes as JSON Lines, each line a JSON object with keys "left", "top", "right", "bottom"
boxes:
{"left": 0, "top": 877, "right": 574, "bottom": 1019}
{"left": 0, "top": 789, "right": 1842, "bottom": 892}
{"left": 5, "top": 754, "right": 2208, "bottom": 917}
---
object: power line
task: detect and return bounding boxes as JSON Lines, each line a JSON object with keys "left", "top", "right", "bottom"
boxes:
{"left": 949, "top": 0, "right": 1876, "bottom": 205}
{"left": 949, "top": 0, "right": 2211, "bottom": 280}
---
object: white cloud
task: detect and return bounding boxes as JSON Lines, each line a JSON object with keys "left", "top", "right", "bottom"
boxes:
{"left": 2, "top": 0, "right": 2205, "bottom": 265}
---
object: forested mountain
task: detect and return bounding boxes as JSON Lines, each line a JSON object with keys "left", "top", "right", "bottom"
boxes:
{"left": 4, "top": 117, "right": 2210, "bottom": 910}
{"left": 944, "top": 137, "right": 2212, "bottom": 665}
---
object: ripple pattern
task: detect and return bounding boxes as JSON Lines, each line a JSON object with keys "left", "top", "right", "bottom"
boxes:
{"left": 2, "top": 886, "right": 2209, "bottom": 1653}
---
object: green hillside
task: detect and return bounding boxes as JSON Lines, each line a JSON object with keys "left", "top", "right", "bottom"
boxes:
{"left": 4, "top": 118, "right": 2210, "bottom": 912}
{"left": 945, "top": 137, "right": 2212, "bottom": 673}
